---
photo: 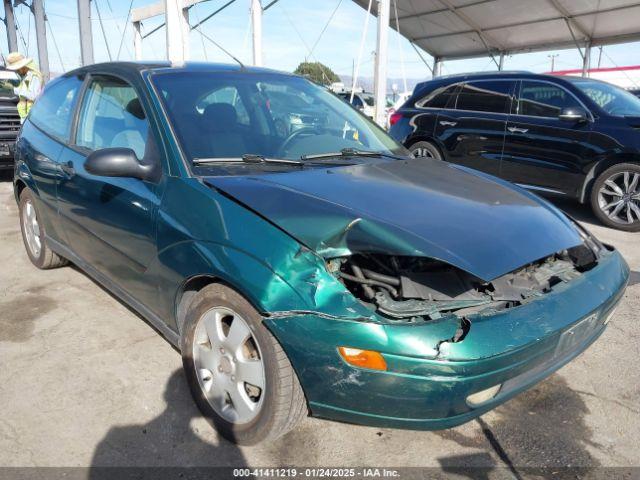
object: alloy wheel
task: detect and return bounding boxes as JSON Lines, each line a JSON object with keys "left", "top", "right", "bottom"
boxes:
{"left": 597, "top": 171, "right": 640, "bottom": 226}
{"left": 192, "top": 306, "right": 265, "bottom": 424}
{"left": 412, "top": 147, "right": 435, "bottom": 158}
{"left": 22, "top": 199, "right": 42, "bottom": 258}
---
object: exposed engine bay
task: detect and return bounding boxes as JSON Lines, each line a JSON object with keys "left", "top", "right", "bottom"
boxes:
{"left": 328, "top": 243, "right": 600, "bottom": 322}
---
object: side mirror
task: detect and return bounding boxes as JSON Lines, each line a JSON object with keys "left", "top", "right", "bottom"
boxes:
{"left": 85, "top": 148, "right": 154, "bottom": 181}
{"left": 558, "top": 106, "right": 588, "bottom": 123}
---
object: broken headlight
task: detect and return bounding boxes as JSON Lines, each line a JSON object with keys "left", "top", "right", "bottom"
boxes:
{"left": 330, "top": 252, "right": 590, "bottom": 322}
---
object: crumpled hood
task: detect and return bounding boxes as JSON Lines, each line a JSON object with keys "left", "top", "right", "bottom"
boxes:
{"left": 204, "top": 158, "right": 583, "bottom": 281}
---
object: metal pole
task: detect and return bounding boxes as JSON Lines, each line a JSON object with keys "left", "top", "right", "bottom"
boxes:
{"left": 250, "top": 0, "right": 262, "bottom": 66}
{"left": 77, "top": 0, "right": 94, "bottom": 65}
{"left": 373, "top": 0, "right": 390, "bottom": 126}
{"left": 432, "top": 57, "right": 442, "bottom": 77}
{"left": 582, "top": 42, "right": 591, "bottom": 77}
{"left": 597, "top": 46, "right": 603, "bottom": 68}
{"left": 32, "top": 0, "right": 49, "bottom": 81}
{"left": 498, "top": 52, "right": 505, "bottom": 71}
{"left": 133, "top": 21, "right": 142, "bottom": 60}
{"left": 165, "top": 0, "right": 189, "bottom": 63}
{"left": 3, "top": 0, "right": 18, "bottom": 53}
{"left": 181, "top": 2, "right": 190, "bottom": 60}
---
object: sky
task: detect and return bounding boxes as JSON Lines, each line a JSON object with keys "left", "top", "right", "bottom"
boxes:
{"left": 3, "top": 0, "right": 640, "bottom": 89}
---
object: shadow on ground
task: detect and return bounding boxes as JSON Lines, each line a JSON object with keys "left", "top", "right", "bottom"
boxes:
{"left": 548, "top": 197, "right": 599, "bottom": 225}
{"left": 435, "top": 375, "right": 600, "bottom": 479}
{"left": 0, "top": 170, "right": 12, "bottom": 183}
{"left": 89, "top": 370, "right": 246, "bottom": 476}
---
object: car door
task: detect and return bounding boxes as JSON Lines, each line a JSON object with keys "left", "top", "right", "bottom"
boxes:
{"left": 434, "top": 79, "right": 515, "bottom": 177}
{"left": 17, "top": 74, "right": 84, "bottom": 246}
{"left": 501, "top": 80, "right": 593, "bottom": 196}
{"left": 56, "top": 74, "right": 164, "bottom": 301}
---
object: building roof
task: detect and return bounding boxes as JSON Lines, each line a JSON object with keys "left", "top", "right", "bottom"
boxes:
{"left": 352, "top": 0, "right": 640, "bottom": 60}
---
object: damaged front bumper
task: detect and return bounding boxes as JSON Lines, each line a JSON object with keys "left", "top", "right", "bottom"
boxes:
{"left": 264, "top": 248, "right": 628, "bottom": 430}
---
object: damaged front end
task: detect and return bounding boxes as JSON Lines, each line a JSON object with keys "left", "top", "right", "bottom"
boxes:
{"left": 262, "top": 213, "right": 627, "bottom": 430}
{"left": 327, "top": 239, "right": 602, "bottom": 325}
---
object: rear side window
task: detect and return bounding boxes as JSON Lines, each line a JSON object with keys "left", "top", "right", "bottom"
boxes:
{"left": 518, "top": 81, "right": 581, "bottom": 117}
{"left": 29, "top": 75, "right": 83, "bottom": 140}
{"left": 416, "top": 84, "right": 458, "bottom": 109}
{"left": 456, "top": 80, "right": 514, "bottom": 114}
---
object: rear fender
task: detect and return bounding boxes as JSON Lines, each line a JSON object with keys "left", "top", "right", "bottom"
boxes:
{"left": 14, "top": 160, "right": 38, "bottom": 202}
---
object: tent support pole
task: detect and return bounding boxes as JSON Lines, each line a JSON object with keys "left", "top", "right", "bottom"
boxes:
{"left": 582, "top": 41, "right": 591, "bottom": 77}
{"left": 432, "top": 57, "right": 442, "bottom": 77}
{"left": 373, "top": 0, "right": 390, "bottom": 126}
{"left": 3, "top": 0, "right": 18, "bottom": 53}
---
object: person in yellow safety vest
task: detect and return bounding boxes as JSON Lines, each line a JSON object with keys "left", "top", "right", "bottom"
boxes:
{"left": 5, "top": 52, "right": 43, "bottom": 122}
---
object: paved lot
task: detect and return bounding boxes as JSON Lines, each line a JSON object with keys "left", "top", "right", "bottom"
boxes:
{"left": 1, "top": 175, "right": 639, "bottom": 476}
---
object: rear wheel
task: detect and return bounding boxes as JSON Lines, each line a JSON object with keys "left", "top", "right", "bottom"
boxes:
{"left": 590, "top": 163, "right": 640, "bottom": 232}
{"left": 181, "top": 284, "right": 307, "bottom": 445}
{"left": 409, "top": 140, "right": 442, "bottom": 161}
{"left": 19, "top": 189, "right": 68, "bottom": 269}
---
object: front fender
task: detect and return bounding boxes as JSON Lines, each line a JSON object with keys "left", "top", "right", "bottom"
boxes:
{"left": 150, "top": 176, "right": 376, "bottom": 332}
{"left": 148, "top": 239, "right": 374, "bottom": 332}
{"left": 579, "top": 154, "right": 640, "bottom": 203}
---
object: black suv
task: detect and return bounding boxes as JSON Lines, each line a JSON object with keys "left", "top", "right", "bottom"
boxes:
{"left": 389, "top": 72, "right": 640, "bottom": 231}
{"left": 0, "top": 69, "right": 21, "bottom": 170}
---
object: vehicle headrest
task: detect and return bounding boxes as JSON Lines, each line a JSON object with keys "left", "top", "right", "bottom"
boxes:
{"left": 125, "top": 98, "right": 145, "bottom": 120}
{"left": 202, "top": 103, "right": 237, "bottom": 132}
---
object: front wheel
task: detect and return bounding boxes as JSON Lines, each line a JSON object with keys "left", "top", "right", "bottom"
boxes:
{"left": 409, "top": 140, "right": 443, "bottom": 161}
{"left": 590, "top": 163, "right": 640, "bottom": 232}
{"left": 181, "top": 284, "right": 307, "bottom": 445}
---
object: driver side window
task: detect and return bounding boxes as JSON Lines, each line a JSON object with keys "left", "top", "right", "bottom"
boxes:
{"left": 76, "top": 76, "right": 150, "bottom": 160}
{"left": 518, "top": 81, "right": 581, "bottom": 118}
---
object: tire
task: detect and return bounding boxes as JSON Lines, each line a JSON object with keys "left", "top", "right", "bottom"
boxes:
{"left": 590, "top": 163, "right": 640, "bottom": 232}
{"left": 181, "top": 283, "right": 307, "bottom": 445}
{"left": 409, "top": 140, "right": 443, "bottom": 160}
{"left": 19, "top": 189, "right": 68, "bottom": 269}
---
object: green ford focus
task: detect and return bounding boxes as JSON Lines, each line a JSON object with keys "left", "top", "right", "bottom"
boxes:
{"left": 14, "top": 62, "right": 628, "bottom": 444}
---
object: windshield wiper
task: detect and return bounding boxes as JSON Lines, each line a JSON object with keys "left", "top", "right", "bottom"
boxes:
{"left": 193, "top": 154, "right": 304, "bottom": 166}
{"left": 300, "top": 148, "right": 408, "bottom": 162}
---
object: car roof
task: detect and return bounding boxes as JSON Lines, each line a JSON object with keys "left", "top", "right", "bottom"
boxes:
{"left": 62, "top": 61, "right": 297, "bottom": 78}
{"left": 412, "top": 71, "right": 579, "bottom": 96}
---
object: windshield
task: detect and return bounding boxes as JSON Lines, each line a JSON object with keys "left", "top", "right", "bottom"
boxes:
{"left": 572, "top": 79, "right": 640, "bottom": 116}
{"left": 0, "top": 70, "right": 19, "bottom": 100}
{"left": 152, "top": 71, "right": 403, "bottom": 162}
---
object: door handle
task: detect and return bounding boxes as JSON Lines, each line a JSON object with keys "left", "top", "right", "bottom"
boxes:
{"left": 508, "top": 126, "right": 529, "bottom": 134}
{"left": 60, "top": 161, "right": 75, "bottom": 176}
{"left": 439, "top": 121, "right": 457, "bottom": 127}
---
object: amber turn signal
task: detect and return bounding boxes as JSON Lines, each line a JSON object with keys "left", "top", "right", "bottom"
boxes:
{"left": 338, "top": 347, "right": 387, "bottom": 371}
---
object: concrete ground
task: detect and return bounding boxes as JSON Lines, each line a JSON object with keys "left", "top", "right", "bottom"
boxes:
{"left": 1, "top": 175, "right": 639, "bottom": 477}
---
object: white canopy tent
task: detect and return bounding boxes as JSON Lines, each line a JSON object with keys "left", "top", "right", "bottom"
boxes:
{"left": 351, "top": 0, "right": 640, "bottom": 124}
